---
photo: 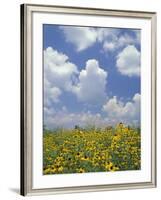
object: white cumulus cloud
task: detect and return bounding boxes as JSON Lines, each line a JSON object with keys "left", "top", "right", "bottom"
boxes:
{"left": 60, "top": 26, "right": 140, "bottom": 54}
{"left": 44, "top": 47, "right": 109, "bottom": 107}
{"left": 60, "top": 26, "right": 97, "bottom": 51}
{"left": 116, "top": 45, "right": 140, "bottom": 77}
{"left": 44, "top": 46, "right": 79, "bottom": 112}
{"left": 102, "top": 93, "right": 140, "bottom": 125}
{"left": 44, "top": 47, "right": 78, "bottom": 92}
{"left": 73, "top": 59, "right": 108, "bottom": 104}
{"left": 97, "top": 28, "right": 119, "bottom": 42}
{"left": 102, "top": 32, "right": 140, "bottom": 53}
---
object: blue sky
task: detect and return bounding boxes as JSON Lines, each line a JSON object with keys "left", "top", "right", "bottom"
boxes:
{"left": 43, "top": 24, "right": 141, "bottom": 129}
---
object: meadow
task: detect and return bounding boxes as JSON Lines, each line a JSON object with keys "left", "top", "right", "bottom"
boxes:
{"left": 43, "top": 123, "right": 141, "bottom": 175}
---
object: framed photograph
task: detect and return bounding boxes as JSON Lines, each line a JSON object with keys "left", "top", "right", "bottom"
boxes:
{"left": 20, "top": 4, "right": 157, "bottom": 196}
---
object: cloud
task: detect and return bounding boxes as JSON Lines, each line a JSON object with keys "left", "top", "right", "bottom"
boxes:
{"left": 102, "top": 32, "right": 140, "bottom": 53}
{"left": 44, "top": 109, "right": 109, "bottom": 129}
{"left": 44, "top": 77, "right": 62, "bottom": 109}
{"left": 103, "top": 41, "right": 116, "bottom": 52}
{"left": 102, "top": 93, "right": 140, "bottom": 125}
{"left": 97, "top": 28, "right": 119, "bottom": 42}
{"left": 44, "top": 93, "right": 141, "bottom": 129}
{"left": 97, "top": 28, "right": 121, "bottom": 52}
{"left": 43, "top": 47, "right": 109, "bottom": 128}
{"left": 44, "top": 47, "right": 108, "bottom": 108}
{"left": 97, "top": 28, "right": 140, "bottom": 53}
{"left": 44, "top": 47, "right": 78, "bottom": 92}
{"left": 134, "top": 30, "right": 141, "bottom": 44}
{"left": 44, "top": 85, "right": 62, "bottom": 106}
{"left": 72, "top": 59, "right": 108, "bottom": 104}
{"left": 60, "top": 26, "right": 120, "bottom": 52}
{"left": 60, "top": 26, "right": 97, "bottom": 51}
{"left": 44, "top": 47, "right": 108, "bottom": 105}
{"left": 60, "top": 26, "right": 140, "bottom": 54}
{"left": 116, "top": 45, "right": 140, "bottom": 77}
{"left": 117, "top": 33, "right": 138, "bottom": 47}
{"left": 44, "top": 46, "right": 79, "bottom": 113}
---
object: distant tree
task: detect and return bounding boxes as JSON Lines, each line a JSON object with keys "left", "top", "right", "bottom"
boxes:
{"left": 127, "top": 125, "right": 131, "bottom": 130}
{"left": 74, "top": 125, "right": 80, "bottom": 130}
{"left": 43, "top": 124, "right": 49, "bottom": 134}
{"left": 105, "top": 126, "right": 113, "bottom": 131}
{"left": 43, "top": 124, "right": 46, "bottom": 131}
{"left": 137, "top": 127, "right": 141, "bottom": 134}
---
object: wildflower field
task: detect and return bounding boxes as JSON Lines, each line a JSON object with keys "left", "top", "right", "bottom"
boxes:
{"left": 43, "top": 123, "right": 141, "bottom": 175}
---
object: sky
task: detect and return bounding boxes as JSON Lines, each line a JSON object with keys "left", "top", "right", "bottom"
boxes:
{"left": 43, "top": 24, "right": 141, "bottom": 129}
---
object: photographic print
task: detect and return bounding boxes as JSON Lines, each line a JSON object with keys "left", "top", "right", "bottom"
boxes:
{"left": 21, "top": 4, "right": 156, "bottom": 195}
{"left": 43, "top": 25, "right": 141, "bottom": 175}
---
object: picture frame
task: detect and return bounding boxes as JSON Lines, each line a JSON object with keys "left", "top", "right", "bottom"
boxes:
{"left": 20, "top": 4, "right": 157, "bottom": 196}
